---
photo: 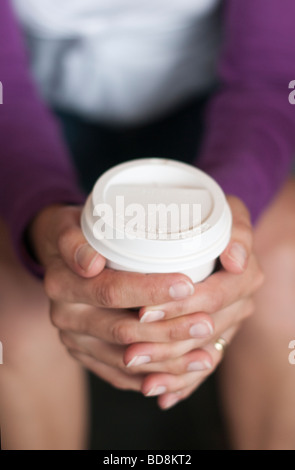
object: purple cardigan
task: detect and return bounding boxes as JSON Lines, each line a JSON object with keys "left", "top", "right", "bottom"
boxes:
{"left": 0, "top": 0, "right": 294, "bottom": 273}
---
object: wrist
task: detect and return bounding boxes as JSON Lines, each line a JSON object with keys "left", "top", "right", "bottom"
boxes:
{"left": 27, "top": 204, "right": 67, "bottom": 267}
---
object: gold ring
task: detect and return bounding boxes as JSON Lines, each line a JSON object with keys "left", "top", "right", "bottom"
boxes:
{"left": 214, "top": 337, "right": 228, "bottom": 355}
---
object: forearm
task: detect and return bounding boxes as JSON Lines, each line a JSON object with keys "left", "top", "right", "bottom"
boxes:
{"left": 197, "top": 0, "right": 295, "bottom": 223}
{"left": 0, "top": 0, "right": 84, "bottom": 274}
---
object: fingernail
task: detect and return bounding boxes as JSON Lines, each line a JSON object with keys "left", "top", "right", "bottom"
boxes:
{"left": 140, "top": 310, "right": 165, "bottom": 323}
{"left": 146, "top": 385, "right": 167, "bottom": 397}
{"left": 228, "top": 243, "right": 247, "bottom": 270}
{"left": 163, "top": 395, "right": 180, "bottom": 410}
{"left": 187, "top": 360, "right": 212, "bottom": 372}
{"left": 169, "top": 281, "right": 194, "bottom": 299}
{"left": 126, "top": 355, "right": 151, "bottom": 367}
{"left": 189, "top": 320, "right": 213, "bottom": 338}
{"left": 75, "top": 244, "right": 98, "bottom": 271}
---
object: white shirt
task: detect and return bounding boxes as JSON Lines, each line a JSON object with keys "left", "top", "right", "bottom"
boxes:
{"left": 13, "top": 0, "right": 221, "bottom": 124}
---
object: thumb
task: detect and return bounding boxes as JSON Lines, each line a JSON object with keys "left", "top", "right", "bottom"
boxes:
{"left": 30, "top": 204, "right": 106, "bottom": 278}
{"left": 219, "top": 196, "right": 253, "bottom": 274}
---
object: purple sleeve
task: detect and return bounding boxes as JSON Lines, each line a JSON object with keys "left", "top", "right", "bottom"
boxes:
{"left": 197, "top": 0, "right": 295, "bottom": 223}
{"left": 0, "top": 0, "right": 85, "bottom": 275}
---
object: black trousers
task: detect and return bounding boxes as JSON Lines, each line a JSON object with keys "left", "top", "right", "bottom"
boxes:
{"left": 55, "top": 93, "right": 229, "bottom": 450}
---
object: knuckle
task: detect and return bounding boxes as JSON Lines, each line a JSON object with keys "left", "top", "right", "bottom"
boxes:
{"left": 57, "top": 226, "right": 73, "bottom": 253}
{"left": 51, "top": 305, "right": 90, "bottom": 335}
{"left": 172, "top": 298, "right": 187, "bottom": 315}
{"left": 165, "top": 360, "right": 182, "bottom": 375}
{"left": 159, "top": 348, "right": 173, "bottom": 362}
{"left": 112, "top": 321, "right": 135, "bottom": 345}
{"left": 94, "top": 281, "right": 118, "bottom": 308}
{"left": 144, "top": 276, "right": 160, "bottom": 305}
{"left": 168, "top": 321, "right": 185, "bottom": 341}
{"left": 207, "top": 287, "right": 224, "bottom": 313}
{"left": 201, "top": 279, "right": 224, "bottom": 313}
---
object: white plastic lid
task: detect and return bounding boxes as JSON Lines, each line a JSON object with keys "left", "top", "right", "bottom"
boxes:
{"left": 81, "top": 158, "right": 232, "bottom": 274}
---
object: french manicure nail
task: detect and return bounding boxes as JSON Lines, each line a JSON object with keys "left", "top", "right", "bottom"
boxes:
{"left": 189, "top": 320, "right": 213, "bottom": 338}
{"left": 229, "top": 242, "right": 247, "bottom": 270}
{"left": 187, "top": 360, "right": 212, "bottom": 372}
{"left": 146, "top": 385, "right": 167, "bottom": 396}
{"left": 126, "top": 355, "right": 151, "bottom": 367}
{"left": 75, "top": 244, "right": 98, "bottom": 271}
{"left": 140, "top": 310, "right": 165, "bottom": 323}
{"left": 169, "top": 281, "right": 194, "bottom": 299}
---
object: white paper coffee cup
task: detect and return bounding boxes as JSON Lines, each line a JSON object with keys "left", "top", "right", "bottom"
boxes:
{"left": 81, "top": 158, "right": 232, "bottom": 283}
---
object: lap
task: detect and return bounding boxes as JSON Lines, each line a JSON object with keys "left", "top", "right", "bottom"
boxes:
{"left": 254, "top": 178, "right": 295, "bottom": 256}
{"left": 0, "top": 218, "right": 66, "bottom": 368}
{"left": 0, "top": 177, "right": 294, "bottom": 449}
{"left": 220, "top": 175, "right": 295, "bottom": 362}
{"left": 253, "top": 178, "right": 295, "bottom": 332}
{"left": 219, "top": 178, "right": 295, "bottom": 449}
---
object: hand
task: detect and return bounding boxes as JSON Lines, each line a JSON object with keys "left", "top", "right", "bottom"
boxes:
{"left": 29, "top": 197, "right": 263, "bottom": 409}
{"left": 116, "top": 196, "right": 264, "bottom": 408}
{"left": 28, "top": 204, "right": 197, "bottom": 391}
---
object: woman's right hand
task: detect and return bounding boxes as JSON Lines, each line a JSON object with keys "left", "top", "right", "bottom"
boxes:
{"left": 28, "top": 204, "right": 204, "bottom": 391}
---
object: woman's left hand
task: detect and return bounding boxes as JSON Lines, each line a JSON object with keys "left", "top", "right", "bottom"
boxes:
{"left": 123, "top": 196, "right": 264, "bottom": 409}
